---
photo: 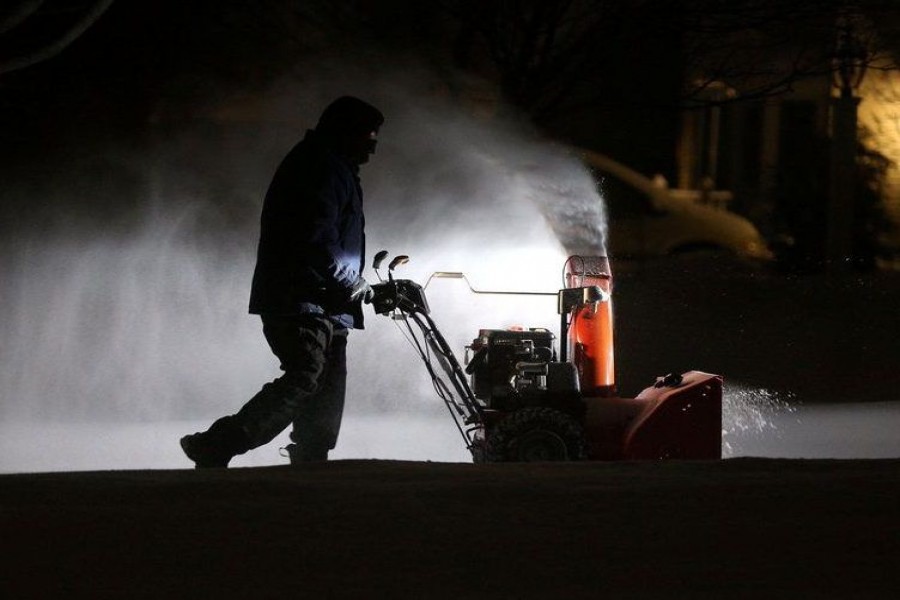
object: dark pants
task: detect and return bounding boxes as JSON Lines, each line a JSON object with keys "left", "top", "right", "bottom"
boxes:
{"left": 231, "top": 314, "right": 348, "bottom": 454}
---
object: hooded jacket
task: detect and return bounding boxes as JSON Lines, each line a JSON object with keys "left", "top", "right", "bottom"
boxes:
{"left": 248, "top": 129, "right": 365, "bottom": 329}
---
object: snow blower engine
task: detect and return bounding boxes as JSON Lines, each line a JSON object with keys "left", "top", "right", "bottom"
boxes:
{"left": 369, "top": 252, "right": 722, "bottom": 463}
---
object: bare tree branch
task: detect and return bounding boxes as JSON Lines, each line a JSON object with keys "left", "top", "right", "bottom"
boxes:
{"left": 0, "top": 0, "right": 45, "bottom": 35}
{"left": 0, "top": 0, "right": 115, "bottom": 75}
{"left": 443, "top": 0, "right": 900, "bottom": 121}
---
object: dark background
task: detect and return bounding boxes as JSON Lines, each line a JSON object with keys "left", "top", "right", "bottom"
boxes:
{"left": 2, "top": 1, "right": 900, "bottom": 418}
{"left": 4, "top": 0, "right": 900, "bottom": 256}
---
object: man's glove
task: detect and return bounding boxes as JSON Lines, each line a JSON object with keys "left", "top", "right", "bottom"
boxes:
{"left": 349, "top": 276, "right": 375, "bottom": 304}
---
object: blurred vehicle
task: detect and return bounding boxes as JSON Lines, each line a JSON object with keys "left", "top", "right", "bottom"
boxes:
{"left": 581, "top": 150, "right": 773, "bottom": 261}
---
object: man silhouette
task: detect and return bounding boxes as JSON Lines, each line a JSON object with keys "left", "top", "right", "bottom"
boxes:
{"left": 181, "top": 96, "right": 384, "bottom": 467}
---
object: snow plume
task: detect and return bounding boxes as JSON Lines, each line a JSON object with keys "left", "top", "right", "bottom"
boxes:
{"left": 721, "top": 384, "right": 797, "bottom": 457}
{"left": 0, "top": 66, "right": 606, "bottom": 421}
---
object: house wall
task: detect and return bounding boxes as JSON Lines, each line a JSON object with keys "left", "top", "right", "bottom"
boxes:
{"left": 680, "top": 66, "right": 900, "bottom": 240}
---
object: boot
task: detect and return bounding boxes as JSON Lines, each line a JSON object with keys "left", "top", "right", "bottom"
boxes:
{"left": 283, "top": 443, "right": 329, "bottom": 465}
{"left": 180, "top": 416, "right": 250, "bottom": 469}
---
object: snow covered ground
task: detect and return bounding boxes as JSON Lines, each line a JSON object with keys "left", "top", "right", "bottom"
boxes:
{"left": 2, "top": 399, "right": 898, "bottom": 474}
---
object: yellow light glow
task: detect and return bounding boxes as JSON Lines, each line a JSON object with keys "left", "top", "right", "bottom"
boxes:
{"left": 857, "top": 58, "right": 900, "bottom": 223}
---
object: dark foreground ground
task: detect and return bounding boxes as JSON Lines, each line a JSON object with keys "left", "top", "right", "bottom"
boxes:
{"left": 2, "top": 459, "right": 899, "bottom": 599}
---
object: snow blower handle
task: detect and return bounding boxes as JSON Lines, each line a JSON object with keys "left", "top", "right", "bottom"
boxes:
{"left": 388, "top": 255, "right": 409, "bottom": 273}
{"left": 372, "top": 250, "right": 407, "bottom": 283}
{"left": 370, "top": 250, "right": 421, "bottom": 313}
{"left": 372, "top": 250, "right": 389, "bottom": 270}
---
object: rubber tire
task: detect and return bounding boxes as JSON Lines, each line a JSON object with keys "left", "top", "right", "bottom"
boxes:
{"left": 484, "top": 407, "right": 586, "bottom": 462}
{"left": 469, "top": 438, "right": 487, "bottom": 464}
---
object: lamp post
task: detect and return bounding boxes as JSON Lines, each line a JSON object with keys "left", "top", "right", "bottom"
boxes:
{"left": 827, "top": 17, "right": 868, "bottom": 272}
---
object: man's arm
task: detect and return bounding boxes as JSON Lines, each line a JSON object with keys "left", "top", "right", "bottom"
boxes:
{"left": 300, "top": 169, "right": 359, "bottom": 292}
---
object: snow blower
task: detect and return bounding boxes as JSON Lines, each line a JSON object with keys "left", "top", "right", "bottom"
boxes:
{"left": 369, "top": 252, "right": 722, "bottom": 462}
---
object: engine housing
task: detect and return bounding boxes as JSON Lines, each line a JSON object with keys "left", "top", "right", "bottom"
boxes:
{"left": 466, "top": 329, "right": 580, "bottom": 412}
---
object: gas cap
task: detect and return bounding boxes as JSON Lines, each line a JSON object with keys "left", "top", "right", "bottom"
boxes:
{"left": 654, "top": 372, "right": 683, "bottom": 388}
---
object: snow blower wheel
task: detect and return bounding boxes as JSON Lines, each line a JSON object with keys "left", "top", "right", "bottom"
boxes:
{"left": 485, "top": 407, "right": 586, "bottom": 462}
{"left": 469, "top": 439, "right": 487, "bottom": 464}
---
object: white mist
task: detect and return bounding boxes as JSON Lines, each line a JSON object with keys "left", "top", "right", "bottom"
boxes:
{"left": 0, "top": 76, "right": 606, "bottom": 471}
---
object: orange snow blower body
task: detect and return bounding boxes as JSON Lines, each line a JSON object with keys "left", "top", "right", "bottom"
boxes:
{"left": 565, "top": 256, "right": 722, "bottom": 460}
